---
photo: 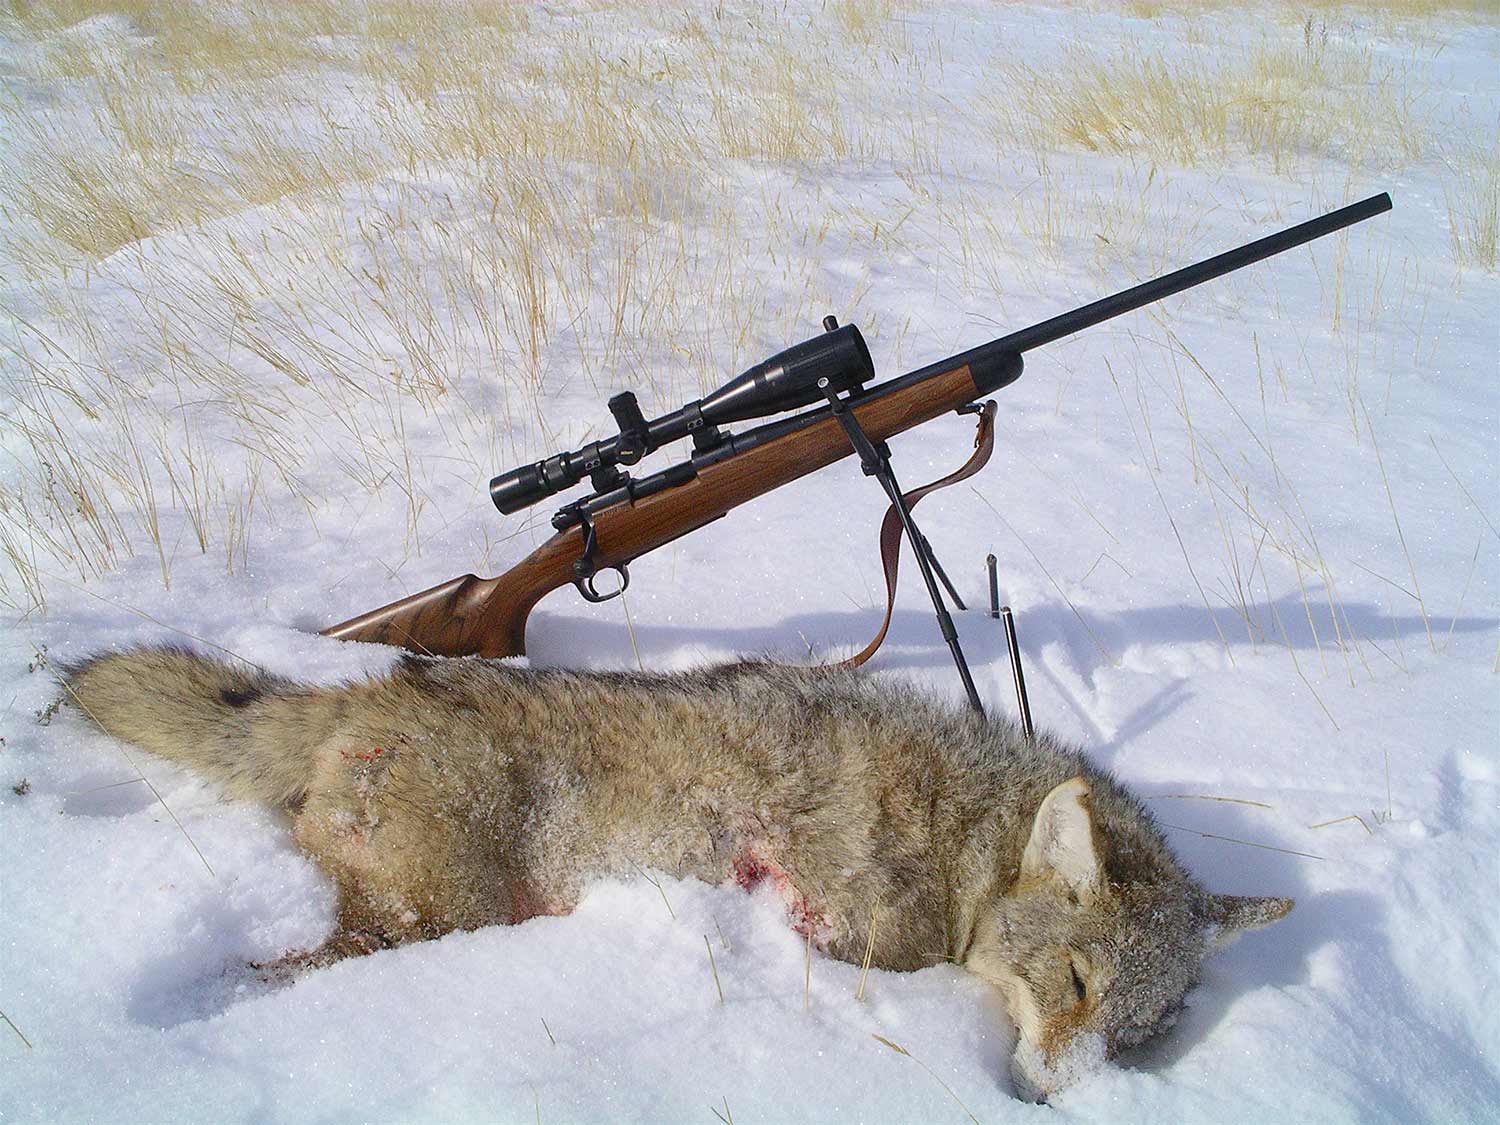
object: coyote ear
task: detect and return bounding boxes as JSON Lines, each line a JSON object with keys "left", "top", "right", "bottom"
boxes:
{"left": 1020, "top": 777, "right": 1103, "bottom": 900}
{"left": 1205, "top": 894, "right": 1294, "bottom": 949}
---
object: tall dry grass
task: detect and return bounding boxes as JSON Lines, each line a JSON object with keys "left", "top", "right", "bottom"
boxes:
{"left": 0, "top": 1, "right": 933, "bottom": 609}
{"left": 986, "top": 30, "right": 1430, "bottom": 175}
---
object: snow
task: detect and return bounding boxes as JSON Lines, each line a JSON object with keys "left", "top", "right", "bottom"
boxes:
{"left": 2, "top": 2, "right": 1498, "bottom": 1121}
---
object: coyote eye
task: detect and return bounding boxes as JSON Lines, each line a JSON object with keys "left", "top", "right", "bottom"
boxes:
{"left": 1070, "top": 962, "right": 1088, "bottom": 1003}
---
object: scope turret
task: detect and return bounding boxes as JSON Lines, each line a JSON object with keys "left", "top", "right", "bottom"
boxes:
{"left": 489, "top": 321, "right": 873, "bottom": 514}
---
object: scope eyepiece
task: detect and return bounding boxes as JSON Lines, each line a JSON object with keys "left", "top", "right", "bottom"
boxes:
{"left": 490, "top": 460, "right": 551, "bottom": 514}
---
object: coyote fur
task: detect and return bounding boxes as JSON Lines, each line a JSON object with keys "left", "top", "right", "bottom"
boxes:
{"left": 64, "top": 648, "right": 1292, "bottom": 1100}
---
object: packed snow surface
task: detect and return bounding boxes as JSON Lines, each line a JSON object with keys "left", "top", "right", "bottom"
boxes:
{"left": 2, "top": 2, "right": 1497, "bottom": 1122}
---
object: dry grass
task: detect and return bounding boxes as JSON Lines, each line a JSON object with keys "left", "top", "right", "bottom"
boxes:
{"left": 988, "top": 31, "right": 1430, "bottom": 176}
{"left": 1123, "top": 0, "right": 1496, "bottom": 17}
{"left": 0, "top": 0, "right": 935, "bottom": 611}
{"left": 1103, "top": 317, "right": 1395, "bottom": 684}
{"left": 870, "top": 1033, "right": 981, "bottom": 1124}
{"left": 1445, "top": 139, "right": 1500, "bottom": 271}
{"left": 704, "top": 934, "right": 725, "bottom": 1005}
{"left": 0, "top": 1009, "right": 33, "bottom": 1050}
{"left": 856, "top": 905, "right": 879, "bottom": 1001}
{"left": 0, "top": 0, "right": 1488, "bottom": 649}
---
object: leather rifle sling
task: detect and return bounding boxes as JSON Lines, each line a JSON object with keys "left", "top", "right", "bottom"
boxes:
{"left": 841, "top": 399, "right": 997, "bottom": 668}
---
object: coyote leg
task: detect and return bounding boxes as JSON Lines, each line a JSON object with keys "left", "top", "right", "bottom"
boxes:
{"left": 251, "top": 892, "right": 399, "bottom": 980}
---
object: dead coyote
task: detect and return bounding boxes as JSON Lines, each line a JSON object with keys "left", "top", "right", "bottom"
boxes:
{"left": 64, "top": 649, "right": 1291, "bottom": 1100}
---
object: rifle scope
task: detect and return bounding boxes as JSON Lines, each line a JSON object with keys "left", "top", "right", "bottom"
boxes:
{"left": 490, "top": 321, "right": 872, "bottom": 514}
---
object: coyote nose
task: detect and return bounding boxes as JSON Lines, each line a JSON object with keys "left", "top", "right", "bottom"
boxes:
{"left": 1008, "top": 1062, "right": 1049, "bottom": 1104}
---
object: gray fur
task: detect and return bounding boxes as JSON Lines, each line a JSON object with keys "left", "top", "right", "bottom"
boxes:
{"left": 63, "top": 648, "right": 1292, "bottom": 1100}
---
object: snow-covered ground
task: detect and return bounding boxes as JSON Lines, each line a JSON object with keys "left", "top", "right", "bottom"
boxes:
{"left": 2, "top": 2, "right": 1496, "bottom": 1121}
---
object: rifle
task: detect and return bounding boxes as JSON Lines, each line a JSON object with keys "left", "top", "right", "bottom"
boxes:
{"left": 322, "top": 192, "right": 1392, "bottom": 662}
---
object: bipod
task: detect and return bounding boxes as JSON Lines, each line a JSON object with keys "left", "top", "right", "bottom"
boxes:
{"left": 817, "top": 365, "right": 984, "bottom": 716}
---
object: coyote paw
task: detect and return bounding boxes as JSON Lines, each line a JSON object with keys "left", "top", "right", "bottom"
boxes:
{"left": 251, "top": 929, "right": 392, "bottom": 980}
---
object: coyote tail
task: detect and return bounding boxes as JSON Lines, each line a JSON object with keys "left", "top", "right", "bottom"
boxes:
{"left": 62, "top": 648, "right": 319, "bottom": 807}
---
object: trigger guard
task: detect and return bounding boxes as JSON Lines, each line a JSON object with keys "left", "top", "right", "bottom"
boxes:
{"left": 575, "top": 563, "right": 629, "bottom": 603}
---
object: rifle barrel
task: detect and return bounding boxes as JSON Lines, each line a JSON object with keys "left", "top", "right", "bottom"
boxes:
{"left": 994, "top": 192, "right": 1391, "bottom": 355}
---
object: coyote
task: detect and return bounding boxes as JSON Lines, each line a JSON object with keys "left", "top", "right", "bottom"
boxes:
{"left": 64, "top": 648, "right": 1291, "bottom": 1100}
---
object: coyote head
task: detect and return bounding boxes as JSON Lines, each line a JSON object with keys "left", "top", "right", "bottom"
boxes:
{"left": 964, "top": 777, "right": 1293, "bottom": 1102}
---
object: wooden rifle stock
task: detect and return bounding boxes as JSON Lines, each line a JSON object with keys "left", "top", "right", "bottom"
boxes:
{"left": 322, "top": 361, "right": 991, "bottom": 657}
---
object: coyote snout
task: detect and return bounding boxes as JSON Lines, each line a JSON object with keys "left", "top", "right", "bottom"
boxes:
{"left": 62, "top": 649, "right": 1292, "bottom": 1099}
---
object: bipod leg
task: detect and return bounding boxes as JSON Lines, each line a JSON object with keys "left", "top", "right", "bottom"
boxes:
{"left": 919, "top": 533, "right": 966, "bottom": 611}
{"left": 818, "top": 378, "right": 984, "bottom": 716}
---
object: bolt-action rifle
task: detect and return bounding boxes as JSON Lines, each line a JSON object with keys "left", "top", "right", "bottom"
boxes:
{"left": 322, "top": 193, "right": 1392, "bottom": 664}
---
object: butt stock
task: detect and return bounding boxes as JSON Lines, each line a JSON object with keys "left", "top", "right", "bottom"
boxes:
{"left": 323, "top": 572, "right": 535, "bottom": 658}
